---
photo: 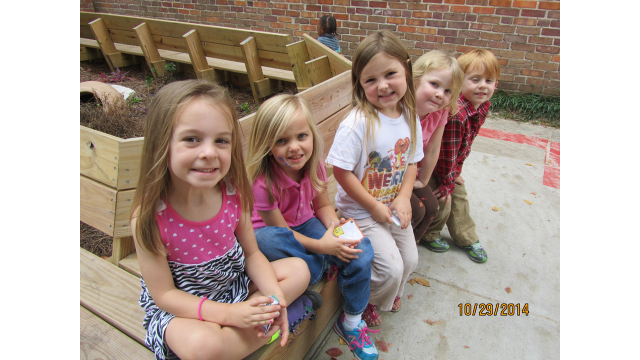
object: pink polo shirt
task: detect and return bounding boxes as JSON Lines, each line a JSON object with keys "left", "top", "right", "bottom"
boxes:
{"left": 420, "top": 108, "right": 449, "bottom": 147}
{"left": 416, "top": 108, "right": 449, "bottom": 177}
{"left": 251, "top": 161, "right": 327, "bottom": 229}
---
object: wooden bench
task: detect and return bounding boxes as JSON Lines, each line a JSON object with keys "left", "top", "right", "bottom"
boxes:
{"left": 80, "top": 12, "right": 350, "bottom": 103}
{"left": 80, "top": 69, "right": 354, "bottom": 359}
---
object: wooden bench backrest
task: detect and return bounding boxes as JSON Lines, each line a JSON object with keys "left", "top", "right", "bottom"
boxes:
{"left": 80, "top": 12, "right": 294, "bottom": 71}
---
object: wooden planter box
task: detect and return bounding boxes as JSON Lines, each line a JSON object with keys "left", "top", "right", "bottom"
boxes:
{"left": 80, "top": 126, "right": 143, "bottom": 263}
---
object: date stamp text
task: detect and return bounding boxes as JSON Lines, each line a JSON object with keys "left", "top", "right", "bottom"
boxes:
{"left": 458, "top": 303, "right": 529, "bottom": 316}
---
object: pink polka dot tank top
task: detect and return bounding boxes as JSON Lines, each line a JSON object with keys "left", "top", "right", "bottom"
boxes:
{"left": 155, "top": 181, "right": 242, "bottom": 264}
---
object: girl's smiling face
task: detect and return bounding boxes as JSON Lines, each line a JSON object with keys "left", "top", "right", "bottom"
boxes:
{"left": 269, "top": 111, "right": 314, "bottom": 182}
{"left": 359, "top": 52, "right": 408, "bottom": 119}
{"left": 168, "top": 98, "right": 233, "bottom": 190}
{"left": 415, "top": 68, "right": 453, "bottom": 119}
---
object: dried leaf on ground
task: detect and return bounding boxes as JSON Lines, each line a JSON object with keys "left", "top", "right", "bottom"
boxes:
{"left": 388, "top": 343, "right": 392, "bottom": 348}
{"left": 440, "top": 334, "right": 446, "bottom": 338}
{"left": 424, "top": 319, "right": 442, "bottom": 325}
{"left": 326, "top": 348, "right": 343, "bottom": 357}
{"left": 339, "top": 337, "right": 347, "bottom": 345}
{"left": 505, "top": 287, "right": 512, "bottom": 294}
{"left": 491, "top": 179, "right": 495, "bottom": 182}
{"left": 407, "top": 294, "right": 413, "bottom": 300}
{"left": 492, "top": 206, "right": 499, "bottom": 212}
{"left": 524, "top": 200, "right": 533, "bottom": 205}
{"left": 408, "top": 278, "right": 430, "bottom": 287}
{"left": 375, "top": 340, "right": 389, "bottom": 353}
{"left": 530, "top": 192, "right": 536, "bottom": 195}
{"left": 464, "top": 345, "right": 470, "bottom": 349}
{"left": 525, "top": 163, "right": 534, "bottom": 166}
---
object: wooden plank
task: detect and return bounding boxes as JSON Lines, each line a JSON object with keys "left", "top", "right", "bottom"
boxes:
{"left": 81, "top": 46, "right": 103, "bottom": 61}
{"left": 134, "top": 22, "right": 166, "bottom": 77}
{"left": 80, "top": 38, "right": 296, "bottom": 83}
{"left": 80, "top": 248, "right": 147, "bottom": 345}
{"left": 81, "top": 175, "right": 117, "bottom": 237}
{"left": 88, "top": 18, "right": 119, "bottom": 71}
{"left": 183, "top": 29, "right": 218, "bottom": 82}
{"left": 286, "top": 41, "right": 311, "bottom": 90}
{"left": 116, "top": 137, "right": 144, "bottom": 190}
{"left": 80, "top": 125, "right": 143, "bottom": 190}
{"left": 305, "top": 55, "right": 332, "bottom": 87}
{"left": 80, "top": 306, "right": 154, "bottom": 360}
{"left": 316, "top": 106, "right": 352, "bottom": 160}
{"left": 302, "top": 34, "right": 352, "bottom": 77}
{"left": 111, "top": 236, "right": 136, "bottom": 266}
{"left": 114, "top": 188, "right": 136, "bottom": 237}
{"left": 254, "top": 78, "right": 273, "bottom": 99}
{"left": 81, "top": 12, "right": 293, "bottom": 54}
{"left": 297, "top": 70, "right": 352, "bottom": 125}
{"left": 240, "top": 36, "right": 265, "bottom": 103}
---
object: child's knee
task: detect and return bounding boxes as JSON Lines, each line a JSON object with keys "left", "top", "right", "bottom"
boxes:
{"left": 290, "top": 257, "right": 311, "bottom": 283}
{"left": 175, "top": 329, "right": 225, "bottom": 359}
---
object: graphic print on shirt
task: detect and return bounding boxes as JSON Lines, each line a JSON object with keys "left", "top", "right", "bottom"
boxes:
{"left": 361, "top": 137, "right": 411, "bottom": 204}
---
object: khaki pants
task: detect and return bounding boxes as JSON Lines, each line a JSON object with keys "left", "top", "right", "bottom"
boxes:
{"left": 356, "top": 216, "right": 418, "bottom": 312}
{"left": 422, "top": 176, "right": 479, "bottom": 247}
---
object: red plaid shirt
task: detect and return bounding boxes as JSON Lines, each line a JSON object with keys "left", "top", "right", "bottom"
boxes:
{"left": 434, "top": 95, "right": 490, "bottom": 197}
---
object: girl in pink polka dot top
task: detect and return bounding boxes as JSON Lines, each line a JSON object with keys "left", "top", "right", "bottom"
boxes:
{"left": 130, "top": 80, "right": 309, "bottom": 360}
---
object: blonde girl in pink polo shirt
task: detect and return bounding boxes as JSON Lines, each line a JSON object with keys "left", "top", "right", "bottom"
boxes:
{"left": 130, "top": 80, "right": 309, "bottom": 360}
{"left": 247, "top": 94, "right": 379, "bottom": 360}
{"left": 410, "top": 50, "right": 464, "bottom": 249}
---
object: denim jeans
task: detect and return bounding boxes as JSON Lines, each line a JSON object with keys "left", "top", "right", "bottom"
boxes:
{"left": 254, "top": 217, "right": 374, "bottom": 315}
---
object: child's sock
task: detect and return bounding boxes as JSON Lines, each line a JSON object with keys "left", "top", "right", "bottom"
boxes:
{"left": 343, "top": 312, "right": 362, "bottom": 330}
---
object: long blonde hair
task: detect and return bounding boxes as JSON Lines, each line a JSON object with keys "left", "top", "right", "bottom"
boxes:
{"left": 246, "top": 94, "right": 325, "bottom": 205}
{"left": 350, "top": 30, "right": 418, "bottom": 158}
{"left": 131, "top": 80, "right": 252, "bottom": 255}
{"left": 413, "top": 50, "right": 464, "bottom": 115}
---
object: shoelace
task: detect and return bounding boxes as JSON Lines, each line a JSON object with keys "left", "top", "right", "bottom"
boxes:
{"left": 327, "top": 264, "right": 339, "bottom": 281}
{"left": 348, "top": 324, "right": 380, "bottom": 351}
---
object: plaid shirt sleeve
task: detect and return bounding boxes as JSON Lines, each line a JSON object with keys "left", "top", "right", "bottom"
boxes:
{"left": 434, "top": 110, "right": 464, "bottom": 198}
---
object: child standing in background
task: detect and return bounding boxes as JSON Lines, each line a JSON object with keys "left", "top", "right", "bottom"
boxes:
{"left": 421, "top": 49, "right": 501, "bottom": 263}
{"left": 130, "top": 80, "right": 310, "bottom": 359}
{"left": 247, "top": 94, "right": 379, "bottom": 360}
{"left": 317, "top": 14, "right": 341, "bottom": 53}
{"left": 410, "top": 50, "right": 464, "bottom": 247}
{"left": 327, "top": 31, "right": 423, "bottom": 332}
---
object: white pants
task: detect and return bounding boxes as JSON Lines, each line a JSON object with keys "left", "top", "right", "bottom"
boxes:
{"left": 356, "top": 216, "right": 419, "bottom": 311}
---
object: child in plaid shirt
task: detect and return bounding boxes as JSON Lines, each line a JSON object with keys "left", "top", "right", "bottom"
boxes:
{"left": 419, "top": 49, "right": 500, "bottom": 263}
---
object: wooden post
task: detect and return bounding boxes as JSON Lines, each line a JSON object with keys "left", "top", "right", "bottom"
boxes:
{"left": 133, "top": 23, "right": 166, "bottom": 77}
{"left": 240, "top": 36, "right": 269, "bottom": 104}
{"left": 88, "top": 18, "right": 136, "bottom": 71}
{"left": 110, "top": 236, "right": 136, "bottom": 266}
{"left": 305, "top": 55, "right": 332, "bottom": 87}
{"left": 286, "top": 40, "right": 312, "bottom": 92}
{"left": 183, "top": 29, "right": 218, "bottom": 83}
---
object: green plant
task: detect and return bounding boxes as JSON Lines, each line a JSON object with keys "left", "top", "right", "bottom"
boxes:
{"left": 145, "top": 76, "right": 153, "bottom": 86}
{"left": 489, "top": 90, "right": 560, "bottom": 126}
{"left": 165, "top": 62, "right": 177, "bottom": 73}
{"left": 128, "top": 95, "right": 143, "bottom": 104}
{"left": 240, "top": 102, "right": 250, "bottom": 112}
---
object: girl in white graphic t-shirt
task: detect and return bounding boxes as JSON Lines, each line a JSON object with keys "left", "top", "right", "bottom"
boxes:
{"left": 326, "top": 30, "right": 424, "bottom": 330}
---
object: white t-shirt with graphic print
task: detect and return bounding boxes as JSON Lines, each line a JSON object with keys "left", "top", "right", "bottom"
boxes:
{"left": 326, "top": 108, "right": 424, "bottom": 220}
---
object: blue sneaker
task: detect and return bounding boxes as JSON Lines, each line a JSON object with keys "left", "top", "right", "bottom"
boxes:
{"left": 333, "top": 313, "right": 379, "bottom": 360}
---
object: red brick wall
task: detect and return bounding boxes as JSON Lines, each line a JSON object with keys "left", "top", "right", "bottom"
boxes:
{"left": 80, "top": 0, "right": 95, "bottom": 12}
{"left": 87, "top": 0, "right": 560, "bottom": 95}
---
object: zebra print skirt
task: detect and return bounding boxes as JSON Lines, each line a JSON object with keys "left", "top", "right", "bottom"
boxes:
{"left": 139, "top": 241, "right": 250, "bottom": 360}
